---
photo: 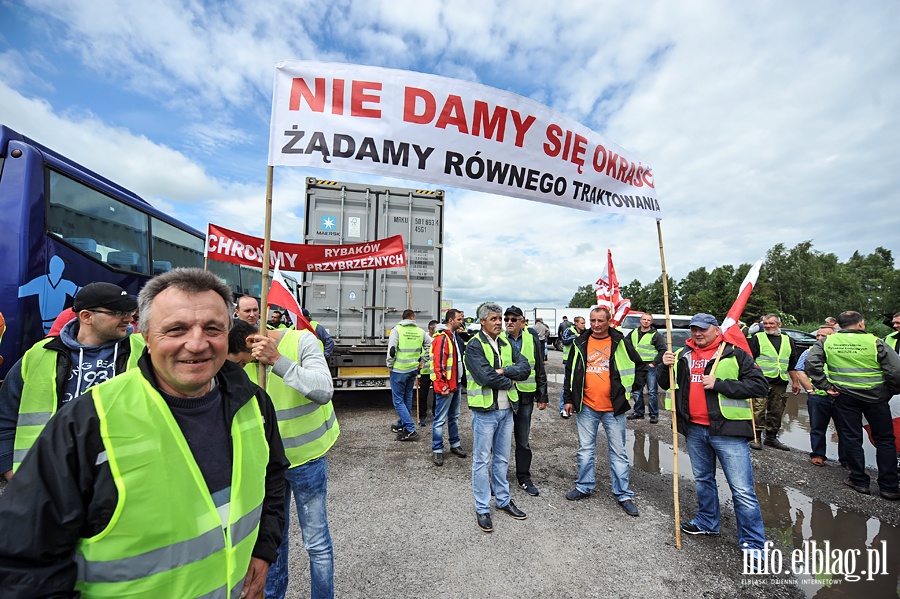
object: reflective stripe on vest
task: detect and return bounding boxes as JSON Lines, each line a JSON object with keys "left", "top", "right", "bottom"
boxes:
{"left": 673, "top": 349, "right": 751, "bottom": 420}
{"left": 430, "top": 330, "right": 457, "bottom": 384}
{"left": 75, "top": 368, "right": 267, "bottom": 597}
{"left": 630, "top": 329, "right": 659, "bottom": 362}
{"left": 465, "top": 335, "right": 519, "bottom": 408}
{"left": 14, "top": 335, "right": 144, "bottom": 472}
{"left": 562, "top": 325, "right": 577, "bottom": 361}
{"left": 506, "top": 330, "right": 536, "bottom": 392}
{"left": 256, "top": 329, "right": 339, "bottom": 468}
{"left": 823, "top": 333, "right": 884, "bottom": 390}
{"left": 393, "top": 324, "right": 425, "bottom": 372}
{"left": 754, "top": 332, "right": 791, "bottom": 381}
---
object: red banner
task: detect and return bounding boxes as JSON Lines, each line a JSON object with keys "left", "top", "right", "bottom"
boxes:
{"left": 205, "top": 223, "right": 407, "bottom": 272}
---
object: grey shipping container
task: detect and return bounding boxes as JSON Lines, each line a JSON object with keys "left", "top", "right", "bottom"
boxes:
{"left": 301, "top": 178, "right": 444, "bottom": 390}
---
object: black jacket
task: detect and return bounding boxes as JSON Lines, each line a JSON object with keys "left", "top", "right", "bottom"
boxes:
{"left": 563, "top": 328, "right": 646, "bottom": 416}
{"left": 504, "top": 327, "right": 549, "bottom": 405}
{"left": 464, "top": 330, "right": 531, "bottom": 411}
{"left": 658, "top": 342, "right": 768, "bottom": 438}
{"left": 0, "top": 353, "right": 289, "bottom": 598}
{"left": 0, "top": 334, "right": 140, "bottom": 473}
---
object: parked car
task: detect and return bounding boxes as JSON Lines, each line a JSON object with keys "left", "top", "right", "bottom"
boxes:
{"left": 780, "top": 328, "right": 817, "bottom": 351}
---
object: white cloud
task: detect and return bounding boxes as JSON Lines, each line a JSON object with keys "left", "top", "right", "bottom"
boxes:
{"left": 5, "top": 0, "right": 900, "bottom": 319}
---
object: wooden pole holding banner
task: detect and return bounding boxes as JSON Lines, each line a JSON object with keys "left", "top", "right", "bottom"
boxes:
{"left": 656, "top": 219, "right": 681, "bottom": 550}
{"left": 257, "top": 165, "right": 275, "bottom": 389}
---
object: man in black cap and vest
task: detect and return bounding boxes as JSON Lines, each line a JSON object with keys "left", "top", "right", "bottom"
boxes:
{"left": 0, "top": 282, "right": 144, "bottom": 481}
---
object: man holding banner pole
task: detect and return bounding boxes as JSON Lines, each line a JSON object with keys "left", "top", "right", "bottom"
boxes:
{"left": 659, "top": 313, "right": 768, "bottom": 559}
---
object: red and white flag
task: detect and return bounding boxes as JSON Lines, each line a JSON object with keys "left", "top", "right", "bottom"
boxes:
{"left": 267, "top": 259, "right": 316, "bottom": 336}
{"left": 719, "top": 258, "right": 763, "bottom": 355}
{"left": 595, "top": 249, "right": 631, "bottom": 326}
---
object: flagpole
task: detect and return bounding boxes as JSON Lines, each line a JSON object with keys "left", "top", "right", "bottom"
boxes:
{"left": 258, "top": 165, "right": 274, "bottom": 388}
{"left": 656, "top": 218, "right": 681, "bottom": 550}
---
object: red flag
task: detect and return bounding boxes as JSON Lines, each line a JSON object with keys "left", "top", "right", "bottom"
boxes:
{"left": 267, "top": 260, "right": 316, "bottom": 336}
{"left": 596, "top": 250, "right": 631, "bottom": 326}
{"left": 719, "top": 258, "right": 763, "bottom": 355}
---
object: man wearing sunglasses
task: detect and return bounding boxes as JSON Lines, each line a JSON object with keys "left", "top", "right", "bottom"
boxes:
{"left": 503, "top": 306, "right": 548, "bottom": 496}
{"left": 0, "top": 282, "right": 144, "bottom": 481}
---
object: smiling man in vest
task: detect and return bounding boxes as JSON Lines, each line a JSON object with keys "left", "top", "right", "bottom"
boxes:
{"left": 503, "top": 305, "right": 548, "bottom": 496}
{"left": 659, "top": 313, "right": 769, "bottom": 559}
{"left": 0, "top": 268, "right": 289, "bottom": 599}
{"left": 563, "top": 307, "right": 645, "bottom": 517}
{"left": 626, "top": 313, "right": 667, "bottom": 424}
{"left": 387, "top": 309, "right": 432, "bottom": 441}
{"left": 227, "top": 315, "right": 337, "bottom": 598}
{"left": 0, "top": 281, "right": 144, "bottom": 482}
{"left": 806, "top": 311, "right": 900, "bottom": 500}
{"left": 465, "top": 302, "right": 530, "bottom": 532}
{"left": 747, "top": 314, "right": 801, "bottom": 450}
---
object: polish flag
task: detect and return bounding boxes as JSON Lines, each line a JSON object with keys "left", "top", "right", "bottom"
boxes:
{"left": 596, "top": 250, "right": 631, "bottom": 326}
{"left": 719, "top": 258, "right": 763, "bottom": 355}
{"left": 267, "top": 259, "right": 316, "bottom": 336}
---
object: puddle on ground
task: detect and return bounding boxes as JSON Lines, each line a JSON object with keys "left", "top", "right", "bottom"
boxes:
{"left": 628, "top": 429, "right": 900, "bottom": 597}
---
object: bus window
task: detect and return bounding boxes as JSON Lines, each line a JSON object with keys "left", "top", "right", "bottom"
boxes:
{"left": 152, "top": 218, "right": 203, "bottom": 272}
{"left": 208, "top": 260, "right": 242, "bottom": 296}
{"left": 47, "top": 169, "right": 149, "bottom": 273}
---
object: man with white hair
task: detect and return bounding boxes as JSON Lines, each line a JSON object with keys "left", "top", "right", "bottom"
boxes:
{"left": 465, "top": 302, "right": 530, "bottom": 532}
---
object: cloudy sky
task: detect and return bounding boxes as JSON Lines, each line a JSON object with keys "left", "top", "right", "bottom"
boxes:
{"left": 2, "top": 0, "right": 898, "bottom": 316}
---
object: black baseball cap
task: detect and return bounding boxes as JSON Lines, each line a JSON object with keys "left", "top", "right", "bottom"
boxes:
{"left": 73, "top": 282, "right": 138, "bottom": 312}
{"left": 504, "top": 305, "right": 524, "bottom": 318}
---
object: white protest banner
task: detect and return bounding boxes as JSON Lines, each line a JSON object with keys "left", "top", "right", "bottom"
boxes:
{"left": 268, "top": 61, "right": 661, "bottom": 218}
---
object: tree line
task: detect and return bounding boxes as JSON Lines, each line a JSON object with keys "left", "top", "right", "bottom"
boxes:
{"left": 567, "top": 241, "right": 900, "bottom": 335}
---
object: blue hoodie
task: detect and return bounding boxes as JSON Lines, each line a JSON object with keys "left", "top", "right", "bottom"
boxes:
{"left": 58, "top": 318, "right": 135, "bottom": 403}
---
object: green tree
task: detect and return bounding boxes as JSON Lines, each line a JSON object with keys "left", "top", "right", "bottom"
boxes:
{"left": 568, "top": 284, "right": 596, "bottom": 308}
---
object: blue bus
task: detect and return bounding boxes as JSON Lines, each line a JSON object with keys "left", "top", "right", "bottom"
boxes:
{"left": 0, "top": 124, "right": 295, "bottom": 379}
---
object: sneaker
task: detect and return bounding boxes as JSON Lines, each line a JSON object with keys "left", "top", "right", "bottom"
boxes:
{"left": 626, "top": 413, "right": 644, "bottom": 420}
{"left": 433, "top": 452, "right": 444, "bottom": 466}
{"left": 748, "top": 440, "right": 762, "bottom": 450}
{"left": 396, "top": 430, "right": 420, "bottom": 442}
{"left": 390, "top": 424, "right": 403, "bottom": 434}
{"left": 519, "top": 481, "right": 540, "bottom": 496}
{"left": 649, "top": 416, "right": 659, "bottom": 424}
{"left": 680, "top": 521, "right": 719, "bottom": 536}
{"left": 560, "top": 409, "right": 570, "bottom": 419}
{"left": 565, "top": 488, "right": 590, "bottom": 501}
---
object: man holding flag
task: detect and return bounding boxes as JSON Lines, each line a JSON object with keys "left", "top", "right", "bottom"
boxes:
{"left": 229, "top": 261, "right": 339, "bottom": 599}
{"left": 659, "top": 313, "right": 768, "bottom": 557}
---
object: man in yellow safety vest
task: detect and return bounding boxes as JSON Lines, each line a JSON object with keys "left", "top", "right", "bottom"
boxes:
{"left": 0, "top": 268, "right": 289, "bottom": 599}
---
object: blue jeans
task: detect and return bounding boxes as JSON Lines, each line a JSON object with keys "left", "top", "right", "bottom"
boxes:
{"left": 631, "top": 365, "right": 658, "bottom": 418}
{"left": 807, "top": 392, "right": 849, "bottom": 463}
{"left": 685, "top": 424, "right": 765, "bottom": 550}
{"left": 833, "top": 393, "right": 899, "bottom": 491}
{"left": 574, "top": 405, "right": 633, "bottom": 502}
{"left": 471, "top": 408, "right": 513, "bottom": 513}
{"left": 432, "top": 389, "right": 461, "bottom": 452}
{"left": 265, "top": 456, "right": 334, "bottom": 599}
{"left": 390, "top": 369, "right": 418, "bottom": 433}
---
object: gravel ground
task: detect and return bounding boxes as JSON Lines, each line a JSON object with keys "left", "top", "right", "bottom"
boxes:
{"left": 282, "top": 357, "right": 900, "bottom": 599}
{"left": 3, "top": 356, "right": 897, "bottom": 598}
